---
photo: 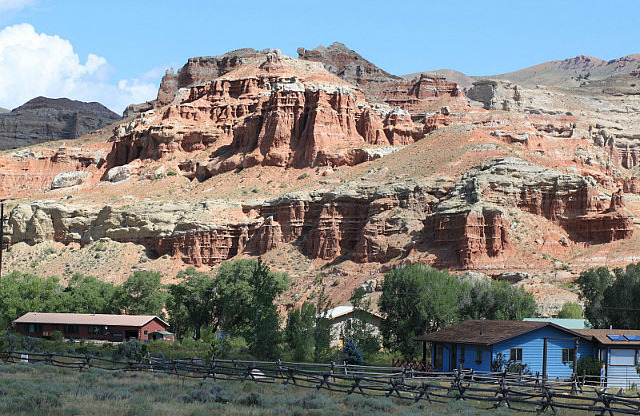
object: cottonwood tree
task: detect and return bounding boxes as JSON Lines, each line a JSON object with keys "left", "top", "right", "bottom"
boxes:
{"left": 0, "top": 271, "right": 65, "bottom": 328}
{"left": 63, "top": 273, "right": 119, "bottom": 314}
{"left": 576, "top": 266, "right": 614, "bottom": 328}
{"left": 166, "top": 267, "right": 217, "bottom": 341}
{"left": 213, "top": 259, "right": 288, "bottom": 359}
{"left": 115, "top": 270, "right": 166, "bottom": 316}
{"left": 379, "top": 264, "right": 538, "bottom": 358}
{"left": 379, "top": 264, "right": 462, "bottom": 358}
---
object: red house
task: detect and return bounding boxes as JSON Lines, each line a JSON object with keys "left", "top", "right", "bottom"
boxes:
{"left": 13, "top": 312, "right": 169, "bottom": 342}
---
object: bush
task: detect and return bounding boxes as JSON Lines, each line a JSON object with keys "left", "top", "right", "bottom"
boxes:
{"left": 235, "top": 392, "right": 269, "bottom": 407}
{"left": 577, "top": 356, "right": 603, "bottom": 377}
{"left": 50, "top": 330, "right": 63, "bottom": 342}
{"left": 297, "top": 173, "right": 308, "bottom": 180}
{"left": 166, "top": 171, "right": 178, "bottom": 176}
{"left": 112, "top": 341, "right": 147, "bottom": 361}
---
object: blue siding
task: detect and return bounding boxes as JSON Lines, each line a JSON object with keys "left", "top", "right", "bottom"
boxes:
{"left": 432, "top": 343, "right": 492, "bottom": 372}
{"left": 494, "top": 326, "right": 593, "bottom": 378}
{"left": 604, "top": 347, "right": 640, "bottom": 388}
{"left": 456, "top": 344, "right": 492, "bottom": 372}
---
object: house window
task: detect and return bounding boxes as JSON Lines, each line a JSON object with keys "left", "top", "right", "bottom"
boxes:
{"left": 459, "top": 346, "right": 465, "bottom": 363}
{"left": 64, "top": 325, "right": 79, "bottom": 334}
{"left": 434, "top": 344, "right": 444, "bottom": 370}
{"left": 144, "top": 330, "right": 148, "bottom": 335}
{"left": 89, "top": 326, "right": 104, "bottom": 335}
{"left": 476, "top": 347, "right": 483, "bottom": 364}
{"left": 510, "top": 348, "right": 523, "bottom": 362}
{"left": 27, "top": 324, "right": 41, "bottom": 333}
{"left": 562, "top": 348, "right": 576, "bottom": 363}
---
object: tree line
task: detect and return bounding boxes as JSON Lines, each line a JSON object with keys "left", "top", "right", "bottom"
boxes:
{"left": 0, "top": 261, "right": 539, "bottom": 362}
{"left": 577, "top": 262, "right": 640, "bottom": 329}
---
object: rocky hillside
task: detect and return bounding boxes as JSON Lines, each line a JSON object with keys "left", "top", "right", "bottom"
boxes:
{"left": 0, "top": 97, "right": 121, "bottom": 150}
{"left": 2, "top": 47, "right": 640, "bottom": 314}
{"left": 491, "top": 54, "right": 640, "bottom": 87}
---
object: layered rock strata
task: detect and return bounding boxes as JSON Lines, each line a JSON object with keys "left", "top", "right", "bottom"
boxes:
{"left": 4, "top": 158, "right": 633, "bottom": 269}
{"left": 107, "top": 53, "right": 424, "bottom": 179}
{"left": 425, "top": 158, "right": 633, "bottom": 266}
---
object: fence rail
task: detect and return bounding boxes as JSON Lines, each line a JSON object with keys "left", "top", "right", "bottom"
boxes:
{"left": 3, "top": 351, "right": 640, "bottom": 414}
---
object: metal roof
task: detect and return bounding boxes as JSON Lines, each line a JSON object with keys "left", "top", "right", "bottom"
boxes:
{"left": 14, "top": 312, "right": 169, "bottom": 328}
{"left": 319, "top": 306, "right": 383, "bottom": 320}
{"left": 523, "top": 318, "right": 590, "bottom": 329}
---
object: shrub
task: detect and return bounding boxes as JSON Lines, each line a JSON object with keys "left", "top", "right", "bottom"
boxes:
{"left": 577, "top": 356, "right": 603, "bottom": 377}
{"left": 297, "top": 173, "right": 308, "bottom": 180}
{"left": 112, "top": 340, "right": 147, "bottom": 361}
{"left": 235, "top": 392, "right": 269, "bottom": 407}
{"left": 166, "top": 171, "right": 178, "bottom": 176}
{"left": 50, "top": 330, "right": 63, "bottom": 342}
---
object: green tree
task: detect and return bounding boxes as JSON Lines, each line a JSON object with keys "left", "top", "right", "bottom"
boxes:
{"left": 115, "top": 271, "right": 166, "bottom": 316}
{"left": 340, "top": 338, "right": 363, "bottom": 365}
{"left": 0, "top": 271, "right": 65, "bottom": 329}
{"left": 460, "top": 280, "right": 537, "bottom": 321}
{"left": 576, "top": 267, "right": 614, "bottom": 328}
{"left": 557, "top": 302, "right": 583, "bottom": 319}
{"left": 285, "top": 302, "right": 315, "bottom": 362}
{"left": 63, "top": 273, "right": 119, "bottom": 314}
{"left": 213, "top": 259, "right": 288, "bottom": 359}
{"left": 379, "top": 264, "right": 462, "bottom": 358}
{"left": 166, "top": 267, "right": 216, "bottom": 341}
{"left": 341, "top": 288, "right": 381, "bottom": 360}
{"left": 313, "top": 285, "right": 333, "bottom": 362}
{"left": 602, "top": 264, "right": 640, "bottom": 329}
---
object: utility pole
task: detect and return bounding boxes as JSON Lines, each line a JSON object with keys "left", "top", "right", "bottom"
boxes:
{"left": 0, "top": 202, "right": 4, "bottom": 278}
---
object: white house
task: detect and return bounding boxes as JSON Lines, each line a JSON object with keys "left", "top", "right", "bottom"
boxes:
{"left": 320, "top": 306, "right": 383, "bottom": 349}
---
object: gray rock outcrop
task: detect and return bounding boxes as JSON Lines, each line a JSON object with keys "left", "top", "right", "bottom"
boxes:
{"left": 0, "top": 97, "right": 121, "bottom": 150}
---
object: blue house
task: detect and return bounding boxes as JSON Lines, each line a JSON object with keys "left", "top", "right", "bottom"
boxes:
{"left": 415, "top": 320, "right": 593, "bottom": 378}
{"left": 575, "top": 329, "right": 640, "bottom": 388}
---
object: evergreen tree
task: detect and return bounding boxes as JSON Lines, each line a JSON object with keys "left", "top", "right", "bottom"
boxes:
{"left": 340, "top": 338, "right": 364, "bottom": 365}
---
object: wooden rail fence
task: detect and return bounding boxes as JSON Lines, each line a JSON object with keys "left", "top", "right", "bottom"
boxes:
{"left": 2, "top": 351, "right": 640, "bottom": 414}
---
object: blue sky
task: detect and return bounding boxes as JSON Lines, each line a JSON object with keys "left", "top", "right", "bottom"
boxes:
{"left": 0, "top": 0, "right": 639, "bottom": 113}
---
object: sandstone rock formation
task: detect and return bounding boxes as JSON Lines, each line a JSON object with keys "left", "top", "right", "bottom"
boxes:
{"left": 0, "top": 97, "right": 121, "bottom": 150}
{"left": 107, "top": 52, "right": 424, "bottom": 179}
{"left": 50, "top": 171, "right": 93, "bottom": 189}
{"left": 5, "top": 157, "right": 632, "bottom": 270}
{"left": 298, "top": 43, "right": 469, "bottom": 113}
{"left": 425, "top": 158, "right": 633, "bottom": 267}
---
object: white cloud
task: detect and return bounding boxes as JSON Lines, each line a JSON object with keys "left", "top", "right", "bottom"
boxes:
{"left": 0, "top": 23, "right": 160, "bottom": 114}
{"left": 0, "top": 0, "right": 36, "bottom": 14}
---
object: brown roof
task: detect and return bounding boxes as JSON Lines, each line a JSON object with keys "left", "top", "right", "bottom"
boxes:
{"left": 14, "top": 312, "right": 168, "bottom": 328}
{"left": 414, "top": 319, "right": 590, "bottom": 346}
{"left": 574, "top": 329, "right": 640, "bottom": 346}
